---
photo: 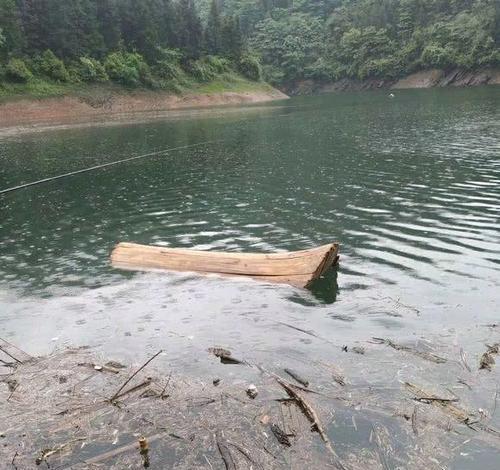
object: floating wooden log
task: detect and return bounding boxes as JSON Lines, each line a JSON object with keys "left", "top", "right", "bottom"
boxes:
{"left": 110, "top": 242, "right": 339, "bottom": 288}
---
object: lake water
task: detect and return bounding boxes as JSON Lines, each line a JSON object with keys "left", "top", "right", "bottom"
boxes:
{"left": 1, "top": 87, "right": 500, "bottom": 468}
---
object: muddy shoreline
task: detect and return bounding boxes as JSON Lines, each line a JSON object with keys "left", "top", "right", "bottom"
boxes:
{"left": 0, "top": 88, "right": 288, "bottom": 133}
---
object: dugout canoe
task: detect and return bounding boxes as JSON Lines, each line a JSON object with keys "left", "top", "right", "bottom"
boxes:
{"left": 110, "top": 242, "right": 339, "bottom": 288}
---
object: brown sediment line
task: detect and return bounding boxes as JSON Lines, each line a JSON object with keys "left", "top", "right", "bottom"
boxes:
{"left": 0, "top": 88, "right": 289, "bottom": 135}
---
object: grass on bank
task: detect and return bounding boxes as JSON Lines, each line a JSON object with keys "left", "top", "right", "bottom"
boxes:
{"left": 0, "top": 52, "right": 268, "bottom": 103}
{"left": 0, "top": 74, "right": 273, "bottom": 104}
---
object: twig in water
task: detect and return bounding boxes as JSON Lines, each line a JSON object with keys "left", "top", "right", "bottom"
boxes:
{"left": 414, "top": 396, "right": 459, "bottom": 403}
{"left": 492, "top": 386, "right": 499, "bottom": 418}
{"left": 0, "top": 347, "right": 22, "bottom": 365}
{"left": 0, "top": 338, "right": 32, "bottom": 363}
{"left": 227, "top": 439, "right": 263, "bottom": 470}
{"left": 479, "top": 344, "right": 500, "bottom": 371}
{"left": 460, "top": 348, "right": 471, "bottom": 372}
{"left": 112, "top": 378, "right": 152, "bottom": 402}
{"left": 110, "top": 350, "right": 162, "bottom": 402}
{"left": 36, "top": 438, "right": 85, "bottom": 466}
{"left": 284, "top": 368, "right": 309, "bottom": 387}
{"left": 457, "top": 378, "right": 472, "bottom": 390}
{"left": 11, "top": 451, "right": 18, "bottom": 470}
{"left": 411, "top": 406, "right": 418, "bottom": 436}
{"left": 216, "top": 431, "right": 236, "bottom": 470}
{"left": 277, "top": 322, "right": 336, "bottom": 345}
{"left": 75, "top": 433, "right": 167, "bottom": 467}
{"left": 203, "top": 455, "right": 214, "bottom": 470}
{"left": 160, "top": 372, "right": 172, "bottom": 399}
{"left": 275, "top": 377, "right": 346, "bottom": 469}
{"left": 270, "top": 423, "right": 291, "bottom": 446}
{"left": 371, "top": 337, "right": 447, "bottom": 364}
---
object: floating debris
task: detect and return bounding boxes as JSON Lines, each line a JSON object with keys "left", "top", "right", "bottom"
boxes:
{"left": 246, "top": 384, "right": 258, "bottom": 399}
{"left": 479, "top": 344, "right": 500, "bottom": 371}
{"left": 208, "top": 347, "right": 244, "bottom": 365}
{"left": 139, "top": 437, "right": 150, "bottom": 468}
{"left": 270, "top": 423, "right": 291, "bottom": 446}
{"left": 352, "top": 346, "right": 365, "bottom": 355}
{"left": 284, "top": 368, "right": 310, "bottom": 387}
{"left": 371, "top": 337, "right": 447, "bottom": 364}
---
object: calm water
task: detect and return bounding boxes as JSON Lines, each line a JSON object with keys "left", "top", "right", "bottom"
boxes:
{"left": 1, "top": 87, "right": 500, "bottom": 467}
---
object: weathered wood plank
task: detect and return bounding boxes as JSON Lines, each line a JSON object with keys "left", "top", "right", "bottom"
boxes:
{"left": 110, "top": 242, "right": 339, "bottom": 288}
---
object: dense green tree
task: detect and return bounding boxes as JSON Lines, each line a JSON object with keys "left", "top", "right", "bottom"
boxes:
{"left": 174, "top": 0, "right": 203, "bottom": 59}
{"left": 0, "top": 0, "right": 25, "bottom": 57}
{"left": 96, "top": 0, "right": 122, "bottom": 53}
{"left": 204, "top": 0, "right": 222, "bottom": 55}
{"left": 251, "top": 12, "right": 325, "bottom": 83}
{"left": 0, "top": 0, "right": 498, "bottom": 89}
{"left": 219, "top": 15, "right": 243, "bottom": 60}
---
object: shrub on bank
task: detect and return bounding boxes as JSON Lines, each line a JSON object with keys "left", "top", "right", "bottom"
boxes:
{"left": 104, "top": 51, "right": 152, "bottom": 87}
{"left": 187, "top": 56, "right": 231, "bottom": 82}
{"left": 238, "top": 54, "right": 262, "bottom": 81}
{"left": 76, "top": 57, "right": 108, "bottom": 83}
{"left": 154, "top": 48, "right": 183, "bottom": 80}
{"left": 5, "top": 58, "right": 32, "bottom": 82}
{"left": 37, "top": 50, "right": 70, "bottom": 82}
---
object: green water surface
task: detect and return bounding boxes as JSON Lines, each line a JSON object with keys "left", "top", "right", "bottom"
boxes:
{"left": 1, "top": 87, "right": 499, "bottom": 468}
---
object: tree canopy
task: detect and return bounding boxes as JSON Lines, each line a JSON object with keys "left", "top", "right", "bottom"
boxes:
{"left": 0, "top": 0, "right": 498, "bottom": 89}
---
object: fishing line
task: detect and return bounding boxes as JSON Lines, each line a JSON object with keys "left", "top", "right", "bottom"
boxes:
{"left": 0, "top": 140, "right": 221, "bottom": 195}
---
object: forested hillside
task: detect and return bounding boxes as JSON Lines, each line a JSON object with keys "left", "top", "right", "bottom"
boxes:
{"left": 0, "top": 0, "right": 499, "bottom": 95}
{"left": 246, "top": 0, "right": 500, "bottom": 84}
{"left": 0, "top": 0, "right": 259, "bottom": 97}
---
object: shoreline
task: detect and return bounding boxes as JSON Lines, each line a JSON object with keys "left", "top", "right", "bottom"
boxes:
{"left": 0, "top": 87, "right": 289, "bottom": 135}
{"left": 284, "top": 67, "right": 500, "bottom": 95}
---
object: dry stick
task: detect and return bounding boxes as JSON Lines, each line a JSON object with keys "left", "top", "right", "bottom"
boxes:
{"left": 67, "top": 432, "right": 167, "bottom": 468}
{"left": 111, "top": 378, "right": 153, "bottom": 402}
{"left": 36, "top": 438, "right": 86, "bottom": 466}
{"left": 460, "top": 348, "right": 471, "bottom": 372}
{"left": 284, "top": 368, "right": 310, "bottom": 387}
{"left": 274, "top": 377, "right": 347, "bottom": 470}
{"left": 411, "top": 406, "right": 418, "bottom": 436}
{"left": 216, "top": 431, "right": 236, "bottom": 470}
{"left": 0, "top": 347, "right": 22, "bottom": 365}
{"left": 160, "top": 372, "right": 172, "bottom": 399}
{"left": 227, "top": 439, "right": 264, "bottom": 470}
{"left": 372, "top": 425, "right": 391, "bottom": 470}
{"left": 0, "top": 338, "right": 32, "bottom": 358}
{"left": 256, "top": 365, "right": 321, "bottom": 396}
{"left": 110, "top": 350, "right": 162, "bottom": 402}
{"left": 492, "top": 386, "right": 499, "bottom": 418}
{"left": 371, "top": 337, "right": 447, "bottom": 364}
{"left": 11, "top": 451, "right": 18, "bottom": 470}
{"left": 277, "top": 322, "right": 337, "bottom": 346}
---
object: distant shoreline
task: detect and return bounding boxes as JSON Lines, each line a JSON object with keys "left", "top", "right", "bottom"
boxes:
{"left": 0, "top": 86, "right": 288, "bottom": 135}
{"left": 284, "top": 68, "right": 500, "bottom": 95}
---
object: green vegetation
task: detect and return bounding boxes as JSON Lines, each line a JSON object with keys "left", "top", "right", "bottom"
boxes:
{"left": 247, "top": 0, "right": 500, "bottom": 85}
{"left": 0, "top": 0, "right": 498, "bottom": 96}
{"left": 0, "top": 0, "right": 258, "bottom": 100}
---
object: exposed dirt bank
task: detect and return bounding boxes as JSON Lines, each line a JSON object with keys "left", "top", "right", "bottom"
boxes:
{"left": 285, "top": 67, "right": 500, "bottom": 95}
{"left": 0, "top": 88, "right": 288, "bottom": 131}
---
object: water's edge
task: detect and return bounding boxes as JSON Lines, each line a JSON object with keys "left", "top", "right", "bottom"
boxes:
{"left": 0, "top": 87, "right": 289, "bottom": 133}
{"left": 284, "top": 67, "right": 500, "bottom": 95}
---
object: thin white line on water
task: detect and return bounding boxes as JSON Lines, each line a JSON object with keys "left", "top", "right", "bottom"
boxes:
{"left": 0, "top": 140, "right": 221, "bottom": 195}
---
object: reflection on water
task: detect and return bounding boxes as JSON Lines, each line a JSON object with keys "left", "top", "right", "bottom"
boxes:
{"left": 1, "top": 87, "right": 498, "bottom": 302}
{"left": 0, "top": 87, "right": 499, "bottom": 311}
{"left": 1, "top": 86, "right": 500, "bottom": 467}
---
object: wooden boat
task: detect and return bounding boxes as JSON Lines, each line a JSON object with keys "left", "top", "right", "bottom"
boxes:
{"left": 110, "top": 242, "right": 339, "bottom": 288}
